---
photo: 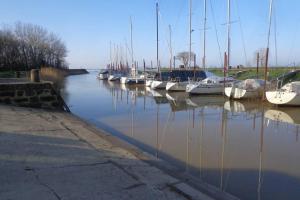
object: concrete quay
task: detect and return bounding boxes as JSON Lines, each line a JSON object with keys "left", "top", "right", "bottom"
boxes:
{"left": 0, "top": 105, "right": 215, "bottom": 200}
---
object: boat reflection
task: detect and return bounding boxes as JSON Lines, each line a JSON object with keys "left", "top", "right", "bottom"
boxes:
{"left": 224, "top": 100, "right": 263, "bottom": 114}
{"left": 265, "top": 107, "right": 300, "bottom": 126}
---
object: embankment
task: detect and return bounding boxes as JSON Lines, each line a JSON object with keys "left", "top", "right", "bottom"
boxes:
{"left": 0, "top": 81, "right": 69, "bottom": 111}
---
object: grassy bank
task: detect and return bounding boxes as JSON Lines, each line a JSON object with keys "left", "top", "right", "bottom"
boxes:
{"left": 0, "top": 71, "right": 16, "bottom": 78}
{"left": 208, "top": 67, "right": 300, "bottom": 80}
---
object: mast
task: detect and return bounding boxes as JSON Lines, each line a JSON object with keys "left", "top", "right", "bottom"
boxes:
{"left": 169, "top": 25, "right": 173, "bottom": 71}
{"left": 109, "top": 41, "right": 112, "bottom": 69}
{"left": 189, "top": 0, "right": 192, "bottom": 69}
{"left": 263, "top": 0, "right": 274, "bottom": 100}
{"left": 203, "top": 0, "right": 207, "bottom": 70}
{"left": 156, "top": 2, "right": 160, "bottom": 75}
{"left": 227, "top": 0, "right": 231, "bottom": 73}
{"left": 130, "top": 16, "right": 134, "bottom": 75}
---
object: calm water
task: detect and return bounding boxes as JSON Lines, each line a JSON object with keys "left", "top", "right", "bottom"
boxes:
{"left": 62, "top": 71, "right": 300, "bottom": 200}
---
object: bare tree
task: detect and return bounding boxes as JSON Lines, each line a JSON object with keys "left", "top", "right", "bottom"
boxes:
{"left": 176, "top": 51, "right": 195, "bottom": 68}
{"left": 0, "top": 22, "right": 68, "bottom": 71}
{"left": 255, "top": 48, "right": 266, "bottom": 67}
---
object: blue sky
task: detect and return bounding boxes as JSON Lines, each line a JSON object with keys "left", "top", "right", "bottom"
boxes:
{"left": 0, "top": 0, "right": 300, "bottom": 69}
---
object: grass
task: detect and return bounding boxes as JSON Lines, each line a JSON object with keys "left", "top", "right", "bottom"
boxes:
{"left": 151, "top": 66, "right": 300, "bottom": 82}
{"left": 208, "top": 67, "right": 300, "bottom": 81}
{"left": 0, "top": 71, "right": 16, "bottom": 78}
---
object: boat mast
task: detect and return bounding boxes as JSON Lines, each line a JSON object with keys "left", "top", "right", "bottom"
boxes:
{"left": 156, "top": 2, "right": 160, "bottom": 75}
{"left": 227, "top": 0, "right": 231, "bottom": 74}
{"left": 109, "top": 41, "right": 112, "bottom": 69}
{"left": 130, "top": 16, "right": 135, "bottom": 76}
{"left": 203, "top": 0, "right": 207, "bottom": 70}
{"left": 189, "top": 0, "right": 192, "bottom": 70}
{"left": 169, "top": 24, "right": 173, "bottom": 71}
{"left": 263, "top": 0, "right": 274, "bottom": 100}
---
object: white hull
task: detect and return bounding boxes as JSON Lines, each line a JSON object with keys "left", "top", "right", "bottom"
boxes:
{"left": 108, "top": 74, "right": 121, "bottom": 81}
{"left": 186, "top": 83, "right": 224, "bottom": 95}
{"left": 166, "top": 81, "right": 188, "bottom": 91}
{"left": 97, "top": 73, "right": 109, "bottom": 80}
{"left": 146, "top": 80, "right": 153, "bottom": 87}
{"left": 151, "top": 80, "right": 167, "bottom": 89}
{"left": 266, "top": 91, "right": 300, "bottom": 106}
{"left": 224, "top": 86, "right": 234, "bottom": 98}
{"left": 120, "top": 77, "right": 127, "bottom": 84}
{"left": 233, "top": 88, "right": 263, "bottom": 99}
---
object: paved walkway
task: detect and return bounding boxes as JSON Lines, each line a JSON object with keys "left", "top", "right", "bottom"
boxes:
{"left": 0, "top": 105, "right": 214, "bottom": 200}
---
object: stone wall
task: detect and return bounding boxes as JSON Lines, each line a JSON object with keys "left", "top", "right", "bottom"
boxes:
{"left": 0, "top": 81, "right": 68, "bottom": 111}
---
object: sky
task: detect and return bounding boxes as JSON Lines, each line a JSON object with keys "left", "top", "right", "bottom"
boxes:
{"left": 1, "top": 0, "right": 300, "bottom": 69}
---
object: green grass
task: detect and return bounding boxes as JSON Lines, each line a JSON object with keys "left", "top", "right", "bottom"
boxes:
{"left": 0, "top": 71, "right": 16, "bottom": 78}
{"left": 148, "top": 66, "right": 300, "bottom": 82}
{"left": 208, "top": 67, "right": 300, "bottom": 80}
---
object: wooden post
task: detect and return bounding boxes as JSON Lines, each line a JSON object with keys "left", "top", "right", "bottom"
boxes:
{"left": 263, "top": 48, "right": 269, "bottom": 100}
{"left": 143, "top": 59, "right": 146, "bottom": 81}
{"left": 256, "top": 52, "right": 259, "bottom": 78}
{"left": 30, "top": 69, "right": 40, "bottom": 82}
{"left": 173, "top": 56, "right": 176, "bottom": 69}
{"left": 193, "top": 54, "right": 196, "bottom": 80}
{"left": 223, "top": 52, "right": 228, "bottom": 94}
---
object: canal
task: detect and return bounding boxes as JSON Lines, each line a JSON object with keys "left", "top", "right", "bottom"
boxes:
{"left": 62, "top": 71, "right": 300, "bottom": 200}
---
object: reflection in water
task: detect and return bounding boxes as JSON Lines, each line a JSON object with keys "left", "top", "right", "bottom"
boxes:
{"left": 63, "top": 72, "right": 300, "bottom": 200}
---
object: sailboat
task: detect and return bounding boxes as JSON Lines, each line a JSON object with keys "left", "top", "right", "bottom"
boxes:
{"left": 119, "top": 17, "right": 145, "bottom": 85}
{"left": 226, "top": 0, "right": 274, "bottom": 100}
{"left": 150, "top": 3, "right": 167, "bottom": 90}
{"left": 266, "top": 81, "right": 300, "bottom": 105}
{"left": 166, "top": 0, "right": 202, "bottom": 91}
{"left": 186, "top": 0, "right": 234, "bottom": 95}
{"left": 97, "top": 69, "right": 109, "bottom": 80}
{"left": 108, "top": 73, "right": 122, "bottom": 81}
{"left": 187, "top": 76, "right": 234, "bottom": 94}
{"left": 108, "top": 45, "right": 122, "bottom": 81}
{"left": 225, "top": 79, "right": 267, "bottom": 99}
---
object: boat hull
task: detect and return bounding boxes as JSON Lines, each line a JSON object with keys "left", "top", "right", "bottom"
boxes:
{"left": 224, "top": 86, "right": 234, "bottom": 98}
{"left": 145, "top": 80, "right": 153, "bottom": 87}
{"left": 97, "top": 73, "right": 109, "bottom": 80}
{"left": 151, "top": 80, "right": 167, "bottom": 89}
{"left": 108, "top": 75, "right": 120, "bottom": 81}
{"left": 266, "top": 91, "right": 300, "bottom": 105}
{"left": 166, "top": 81, "right": 188, "bottom": 91}
{"left": 126, "top": 78, "right": 145, "bottom": 85}
{"left": 186, "top": 83, "right": 224, "bottom": 95}
{"left": 120, "top": 77, "right": 127, "bottom": 84}
{"left": 233, "top": 88, "right": 263, "bottom": 99}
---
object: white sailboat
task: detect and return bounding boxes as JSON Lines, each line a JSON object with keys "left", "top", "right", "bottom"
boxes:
{"left": 146, "top": 77, "right": 154, "bottom": 87}
{"left": 186, "top": 0, "right": 232, "bottom": 95}
{"left": 151, "top": 80, "right": 167, "bottom": 89}
{"left": 266, "top": 81, "right": 300, "bottom": 105}
{"left": 108, "top": 73, "right": 122, "bottom": 81}
{"left": 227, "top": 0, "right": 273, "bottom": 100}
{"left": 97, "top": 69, "right": 109, "bottom": 80}
{"left": 225, "top": 79, "right": 267, "bottom": 99}
{"left": 166, "top": 0, "right": 194, "bottom": 92}
{"left": 166, "top": 80, "right": 189, "bottom": 91}
{"left": 150, "top": 3, "right": 166, "bottom": 90}
{"left": 186, "top": 76, "right": 234, "bottom": 95}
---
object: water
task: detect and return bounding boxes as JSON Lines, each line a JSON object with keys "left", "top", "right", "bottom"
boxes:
{"left": 62, "top": 71, "right": 300, "bottom": 200}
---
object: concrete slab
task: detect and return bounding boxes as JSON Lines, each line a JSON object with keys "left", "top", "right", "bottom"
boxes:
{"left": 0, "top": 105, "right": 216, "bottom": 200}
